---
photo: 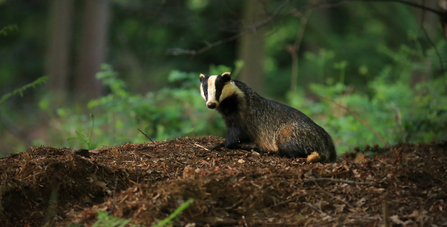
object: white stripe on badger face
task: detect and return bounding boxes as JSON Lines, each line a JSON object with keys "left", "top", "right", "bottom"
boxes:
{"left": 219, "top": 81, "right": 242, "bottom": 102}
{"left": 200, "top": 82, "right": 206, "bottom": 101}
{"left": 202, "top": 75, "right": 243, "bottom": 108}
{"left": 206, "top": 75, "right": 218, "bottom": 105}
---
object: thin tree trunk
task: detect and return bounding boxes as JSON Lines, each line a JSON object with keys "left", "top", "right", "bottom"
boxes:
{"left": 413, "top": 0, "right": 439, "bottom": 84}
{"left": 238, "top": 0, "right": 266, "bottom": 94}
{"left": 45, "top": 0, "right": 74, "bottom": 105}
{"left": 74, "top": 0, "right": 110, "bottom": 102}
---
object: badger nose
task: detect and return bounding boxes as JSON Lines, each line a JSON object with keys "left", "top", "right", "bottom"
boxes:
{"left": 207, "top": 102, "right": 217, "bottom": 109}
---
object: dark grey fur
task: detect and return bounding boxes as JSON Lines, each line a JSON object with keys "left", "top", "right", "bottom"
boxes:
{"left": 202, "top": 73, "right": 336, "bottom": 162}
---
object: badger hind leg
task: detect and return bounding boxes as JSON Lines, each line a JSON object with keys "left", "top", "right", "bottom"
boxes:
{"left": 275, "top": 124, "right": 308, "bottom": 158}
{"left": 277, "top": 142, "right": 307, "bottom": 158}
{"left": 275, "top": 124, "right": 332, "bottom": 161}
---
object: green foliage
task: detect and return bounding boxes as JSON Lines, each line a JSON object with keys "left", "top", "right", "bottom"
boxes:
{"left": 1, "top": 1, "right": 445, "bottom": 156}
{"left": 154, "top": 198, "right": 194, "bottom": 227}
{"left": 187, "top": 0, "right": 208, "bottom": 10}
{"left": 0, "top": 76, "right": 48, "bottom": 105}
{"left": 32, "top": 48, "right": 446, "bottom": 155}
{"left": 304, "top": 49, "right": 335, "bottom": 82}
{"left": 209, "top": 61, "right": 243, "bottom": 78}
{"left": 67, "top": 114, "right": 95, "bottom": 150}
{"left": 51, "top": 64, "right": 226, "bottom": 150}
{"left": 93, "top": 210, "right": 132, "bottom": 227}
{"left": 90, "top": 199, "right": 193, "bottom": 227}
{"left": 288, "top": 43, "right": 447, "bottom": 153}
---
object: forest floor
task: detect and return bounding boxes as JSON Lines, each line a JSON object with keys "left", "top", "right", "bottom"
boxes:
{"left": 0, "top": 136, "right": 446, "bottom": 227}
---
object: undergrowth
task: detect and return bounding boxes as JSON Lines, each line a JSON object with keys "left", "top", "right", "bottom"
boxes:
{"left": 92, "top": 211, "right": 132, "bottom": 227}
{"left": 90, "top": 198, "right": 194, "bottom": 227}
{"left": 30, "top": 40, "right": 447, "bottom": 154}
{"left": 153, "top": 198, "right": 194, "bottom": 227}
{"left": 38, "top": 64, "right": 231, "bottom": 150}
{"left": 288, "top": 40, "right": 447, "bottom": 152}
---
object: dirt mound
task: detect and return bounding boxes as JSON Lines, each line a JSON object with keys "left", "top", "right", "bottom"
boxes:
{"left": 0, "top": 136, "right": 446, "bottom": 226}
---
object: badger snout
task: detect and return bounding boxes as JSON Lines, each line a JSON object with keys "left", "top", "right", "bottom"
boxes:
{"left": 207, "top": 102, "right": 217, "bottom": 109}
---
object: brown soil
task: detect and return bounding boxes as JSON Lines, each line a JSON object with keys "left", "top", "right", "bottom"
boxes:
{"left": 1, "top": 136, "right": 446, "bottom": 226}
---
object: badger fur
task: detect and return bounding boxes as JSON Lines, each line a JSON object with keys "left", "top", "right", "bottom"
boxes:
{"left": 200, "top": 72, "right": 336, "bottom": 162}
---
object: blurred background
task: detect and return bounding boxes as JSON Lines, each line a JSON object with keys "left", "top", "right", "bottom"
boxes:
{"left": 1, "top": 0, "right": 446, "bottom": 156}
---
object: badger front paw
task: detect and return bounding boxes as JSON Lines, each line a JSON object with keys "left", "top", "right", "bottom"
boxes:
{"left": 211, "top": 143, "right": 224, "bottom": 150}
{"left": 223, "top": 140, "right": 239, "bottom": 149}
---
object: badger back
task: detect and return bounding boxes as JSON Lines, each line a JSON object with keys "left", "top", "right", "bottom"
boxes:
{"left": 199, "top": 72, "right": 243, "bottom": 109}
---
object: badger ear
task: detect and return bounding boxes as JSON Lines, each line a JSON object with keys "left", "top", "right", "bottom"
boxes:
{"left": 221, "top": 72, "right": 231, "bottom": 81}
{"left": 199, "top": 73, "right": 206, "bottom": 82}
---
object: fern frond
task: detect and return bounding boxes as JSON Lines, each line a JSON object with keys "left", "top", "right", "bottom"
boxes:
{"left": 0, "top": 76, "right": 48, "bottom": 105}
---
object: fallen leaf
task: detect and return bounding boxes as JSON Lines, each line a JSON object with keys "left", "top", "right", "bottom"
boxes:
{"left": 390, "top": 215, "right": 413, "bottom": 225}
{"left": 183, "top": 165, "right": 195, "bottom": 179}
{"left": 354, "top": 153, "right": 369, "bottom": 163}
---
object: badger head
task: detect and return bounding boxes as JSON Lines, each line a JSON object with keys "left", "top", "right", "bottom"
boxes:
{"left": 199, "top": 72, "right": 241, "bottom": 109}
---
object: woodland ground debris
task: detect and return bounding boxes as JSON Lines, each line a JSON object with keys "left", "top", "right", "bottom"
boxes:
{"left": 0, "top": 136, "right": 446, "bottom": 226}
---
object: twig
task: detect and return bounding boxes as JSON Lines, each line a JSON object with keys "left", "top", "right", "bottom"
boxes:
{"left": 166, "top": 0, "right": 445, "bottom": 57}
{"left": 321, "top": 170, "right": 350, "bottom": 178}
{"left": 270, "top": 198, "right": 294, "bottom": 208}
{"left": 349, "top": 0, "right": 443, "bottom": 16}
{"left": 304, "top": 202, "right": 331, "bottom": 218}
{"left": 167, "top": 16, "right": 276, "bottom": 56}
{"left": 311, "top": 180, "right": 356, "bottom": 209}
{"left": 304, "top": 177, "right": 373, "bottom": 185}
{"left": 194, "top": 142, "right": 210, "bottom": 151}
{"left": 167, "top": 0, "right": 291, "bottom": 56}
{"left": 224, "top": 200, "right": 243, "bottom": 210}
{"left": 137, "top": 128, "right": 155, "bottom": 144}
{"left": 112, "top": 179, "right": 118, "bottom": 214}
{"left": 242, "top": 215, "right": 249, "bottom": 227}
{"left": 348, "top": 215, "right": 380, "bottom": 220}
{"left": 382, "top": 192, "right": 390, "bottom": 227}
{"left": 129, "top": 178, "right": 144, "bottom": 196}
{"left": 288, "top": 9, "right": 313, "bottom": 93}
{"left": 319, "top": 95, "right": 388, "bottom": 147}
{"left": 304, "top": 202, "right": 323, "bottom": 214}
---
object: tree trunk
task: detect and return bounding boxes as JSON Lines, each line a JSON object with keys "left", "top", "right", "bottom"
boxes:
{"left": 414, "top": 0, "right": 440, "bottom": 83}
{"left": 45, "top": 0, "right": 74, "bottom": 105}
{"left": 74, "top": 0, "right": 110, "bottom": 103}
{"left": 237, "top": 0, "right": 266, "bottom": 94}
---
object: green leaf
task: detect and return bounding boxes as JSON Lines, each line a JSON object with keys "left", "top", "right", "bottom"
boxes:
{"left": 154, "top": 199, "right": 194, "bottom": 227}
{"left": 0, "top": 25, "right": 19, "bottom": 36}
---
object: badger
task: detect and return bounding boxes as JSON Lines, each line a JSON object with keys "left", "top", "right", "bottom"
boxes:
{"left": 199, "top": 72, "right": 336, "bottom": 162}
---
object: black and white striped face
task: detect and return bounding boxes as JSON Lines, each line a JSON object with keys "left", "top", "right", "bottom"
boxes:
{"left": 199, "top": 72, "right": 240, "bottom": 109}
